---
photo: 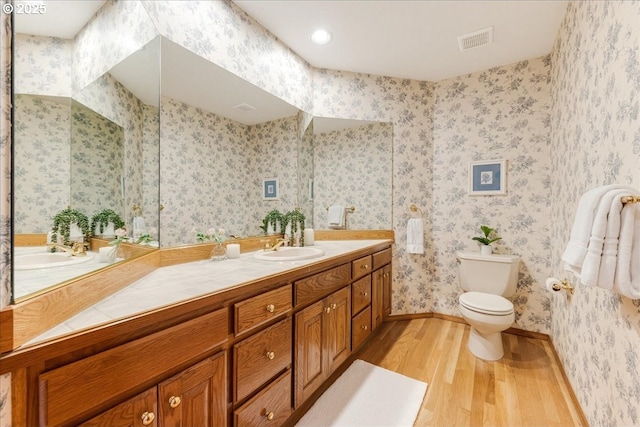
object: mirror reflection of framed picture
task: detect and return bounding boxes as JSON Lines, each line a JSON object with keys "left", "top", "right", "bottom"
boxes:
{"left": 468, "top": 159, "right": 506, "bottom": 195}
{"left": 263, "top": 178, "right": 279, "bottom": 200}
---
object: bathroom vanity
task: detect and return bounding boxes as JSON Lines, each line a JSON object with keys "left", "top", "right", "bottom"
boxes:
{"left": 0, "top": 239, "right": 393, "bottom": 427}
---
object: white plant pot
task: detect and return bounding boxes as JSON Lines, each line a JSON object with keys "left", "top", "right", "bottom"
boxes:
{"left": 480, "top": 245, "right": 493, "bottom": 255}
{"left": 94, "top": 222, "right": 115, "bottom": 238}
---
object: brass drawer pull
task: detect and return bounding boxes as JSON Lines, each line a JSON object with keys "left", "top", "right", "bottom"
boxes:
{"left": 141, "top": 411, "right": 155, "bottom": 426}
{"left": 169, "top": 395, "right": 181, "bottom": 408}
{"left": 361, "top": 264, "right": 369, "bottom": 269}
{"left": 361, "top": 325, "right": 368, "bottom": 330}
{"left": 266, "top": 304, "right": 276, "bottom": 313}
{"left": 331, "top": 303, "right": 337, "bottom": 310}
{"left": 266, "top": 411, "right": 275, "bottom": 421}
{"left": 324, "top": 307, "right": 331, "bottom": 314}
{"left": 361, "top": 291, "right": 368, "bottom": 296}
{"left": 266, "top": 351, "right": 275, "bottom": 360}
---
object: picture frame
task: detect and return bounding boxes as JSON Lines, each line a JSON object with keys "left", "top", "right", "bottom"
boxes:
{"left": 468, "top": 159, "right": 507, "bottom": 195}
{"left": 262, "top": 178, "right": 279, "bottom": 200}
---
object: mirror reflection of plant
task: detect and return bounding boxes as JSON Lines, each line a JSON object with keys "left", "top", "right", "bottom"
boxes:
{"left": 109, "top": 228, "right": 130, "bottom": 246}
{"left": 283, "top": 209, "right": 306, "bottom": 245}
{"left": 51, "top": 208, "right": 90, "bottom": 246}
{"left": 195, "top": 227, "right": 226, "bottom": 244}
{"left": 260, "top": 209, "right": 283, "bottom": 234}
{"left": 91, "top": 208, "right": 125, "bottom": 235}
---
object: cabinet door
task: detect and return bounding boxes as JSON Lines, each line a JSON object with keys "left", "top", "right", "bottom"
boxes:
{"left": 80, "top": 388, "right": 157, "bottom": 427}
{"left": 325, "top": 286, "right": 351, "bottom": 374}
{"left": 383, "top": 264, "right": 392, "bottom": 318}
{"left": 372, "top": 268, "right": 384, "bottom": 331}
{"left": 294, "top": 300, "right": 325, "bottom": 407}
{"left": 158, "top": 352, "right": 227, "bottom": 427}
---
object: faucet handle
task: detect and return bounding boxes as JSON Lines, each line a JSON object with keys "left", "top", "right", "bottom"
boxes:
{"left": 259, "top": 239, "right": 272, "bottom": 249}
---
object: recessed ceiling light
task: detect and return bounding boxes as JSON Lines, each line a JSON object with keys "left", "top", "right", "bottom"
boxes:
{"left": 310, "top": 29, "right": 332, "bottom": 45}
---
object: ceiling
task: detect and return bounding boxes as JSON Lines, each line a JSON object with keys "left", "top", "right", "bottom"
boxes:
{"left": 13, "top": 1, "right": 105, "bottom": 39}
{"left": 233, "top": 0, "right": 569, "bottom": 81}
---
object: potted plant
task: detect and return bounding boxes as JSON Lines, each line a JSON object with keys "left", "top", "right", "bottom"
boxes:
{"left": 91, "top": 209, "right": 125, "bottom": 238}
{"left": 260, "top": 209, "right": 283, "bottom": 235}
{"left": 472, "top": 225, "right": 502, "bottom": 255}
{"left": 283, "top": 209, "right": 306, "bottom": 246}
{"left": 51, "top": 208, "right": 91, "bottom": 247}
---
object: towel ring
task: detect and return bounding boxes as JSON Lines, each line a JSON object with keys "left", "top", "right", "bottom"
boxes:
{"left": 409, "top": 204, "right": 423, "bottom": 217}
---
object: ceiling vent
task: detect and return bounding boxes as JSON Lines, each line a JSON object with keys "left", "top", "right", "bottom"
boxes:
{"left": 457, "top": 27, "right": 493, "bottom": 52}
{"left": 233, "top": 103, "right": 256, "bottom": 112}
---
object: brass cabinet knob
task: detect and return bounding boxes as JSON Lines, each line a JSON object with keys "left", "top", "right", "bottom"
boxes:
{"left": 266, "top": 351, "right": 275, "bottom": 360}
{"left": 266, "top": 303, "right": 276, "bottom": 313}
{"left": 141, "top": 411, "right": 155, "bottom": 426}
{"left": 266, "top": 411, "right": 275, "bottom": 421}
{"left": 361, "top": 325, "right": 368, "bottom": 330}
{"left": 169, "top": 395, "right": 181, "bottom": 408}
{"left": 361, "top": 291, "right": 368, "bottom": 296}
{"left": 331, "top": 303, "right": 337, "bottom": 310}
{"left": 324, "top": 307, "right": 331, "bottom": 314}
{"left": 361, "top": 264, "right": 369, "bottom": 269}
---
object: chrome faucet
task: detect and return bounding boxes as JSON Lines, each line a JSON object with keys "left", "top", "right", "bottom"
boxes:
{"left": 47, "top": 242, "right": 88, "bottom": 256}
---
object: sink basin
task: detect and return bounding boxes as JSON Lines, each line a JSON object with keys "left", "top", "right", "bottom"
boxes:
{"left": 253, "top": 246, "right": 325, "bottom": 261}
{"left": 14, "top": 252, "right": 95, "bottom": 270}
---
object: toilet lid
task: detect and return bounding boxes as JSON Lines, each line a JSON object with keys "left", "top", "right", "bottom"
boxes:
{"left": 459, "top": 292, "right": 513, "bottom": 315}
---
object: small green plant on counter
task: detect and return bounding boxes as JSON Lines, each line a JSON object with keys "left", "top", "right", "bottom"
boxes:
{"left": 51, "top": 208, "right": 90, "bottom": 246}
{"left": 91, "top": 209, "right": 125, "bottom": 236}
{"left": 283, "top": 209, "right": 306, "bottom": 246}
{"left": 260, "top": 209, "right": 283, "bottom": 235}
{"left": 472, "top": 225, "right": 502, "bottom": 246}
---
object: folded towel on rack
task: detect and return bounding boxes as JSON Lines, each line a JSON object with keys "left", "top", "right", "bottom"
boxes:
{"left": 597, "top": 193, "right": 628, "bottom": 288}
{"left": 580, "top": 188, "right": 630, "bottom": 287}
{"left": 562, "top": 184, "right": 636, "bottom": 276}
{"left": 328, "top": 205, "right": 345, "bottom": 229}
{"left": 614, "top": 203, "right": 640, "bottom": 299}
{"left": 407, "top": 218, "right": 424, "bottom": 254}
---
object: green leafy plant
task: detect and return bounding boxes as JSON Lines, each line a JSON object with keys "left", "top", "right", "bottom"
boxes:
{"left": 259, "top": 209, "right": 283, "bottom": 234}
{"left": 195, "top": 227, "right": 226, "bottom": 244}
{"left": 472, "top": 225, "right": 502, "bottom": 246}
{"left": 51, "top": 208, "right": 90, "bottom": 246}
{"left": 91, "top": 209, "right": 125, "bottom": 235}
{"left": 283, "top": 209, "right": 306, "bottom": 245}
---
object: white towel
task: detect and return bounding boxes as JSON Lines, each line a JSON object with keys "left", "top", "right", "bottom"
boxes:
{"left": 328, "top": 205, "right": 345, "bottom": 228}
{"left": 597, "top": 193, "right": 627, "bottom": 289}
{"left": 580, "top": 188, "right": 630, "bottom": 287}
{"left": 614, "top": 203, "right": 640, "bottom": 299}
{"left": 407, "top": 218, "right": 424, "bottom": 254}
{"left": 562, "top": 184, "right": 636, "bottom": 276}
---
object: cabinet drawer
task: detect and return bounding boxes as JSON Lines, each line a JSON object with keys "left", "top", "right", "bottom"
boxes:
{"left": 295, "top": 263, "right": 351, "bottom": 307}
{"left": 234, "top": 318, "right": 292, "bottom": 402}
{"left": 39, "top": 309, "right": 228, "bottom": 427}
{"left": 351, "top": 275, "right": 371, "bottom": 315}
{"left": 352, "top": 306, "right": 372, "bottom": 351}
{"left": 372, "top": 248, "right": 392, "bottom": 270}
{"left": 235, "top": 284, "right": 292, "bottom": 336}
{"left": 352, "top": 255, "right": 372, "bottom": 280}
{"left": 234, "top": 369, "right": 292, "bottom": 427}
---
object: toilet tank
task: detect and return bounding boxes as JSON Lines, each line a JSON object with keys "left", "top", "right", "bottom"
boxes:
{"left": 456, "top": 251, "right": 520, "bottom": 297}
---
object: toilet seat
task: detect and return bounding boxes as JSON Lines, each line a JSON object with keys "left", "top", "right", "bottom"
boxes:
{"left": 459, "top": 291, "right": 513, "bottom": 315}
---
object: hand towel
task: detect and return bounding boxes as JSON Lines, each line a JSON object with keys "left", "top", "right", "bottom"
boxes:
{"left": 580, "top": 188, "right": 630, "bottom": 287}
{"left": 328, "top": 205, "right": 345, "bottom": 228}
{"left": 407, "top": 218, "right": 424, "bottom": 254}
{"left": 614, "top": 203, "right": 640, "bottom": 299}
{"left": 562, "top": 184, "right": 636, "bottom": 275}
{"left": 596, "top": 193, "right": 627, "bottom": 289}
{"left": 133, "top": 216, "right": 147, "bottom": 239}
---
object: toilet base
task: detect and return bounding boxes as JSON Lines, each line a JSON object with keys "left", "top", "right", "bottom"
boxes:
{"left": 467, "top": 327, "right": 504, "bottom": 361}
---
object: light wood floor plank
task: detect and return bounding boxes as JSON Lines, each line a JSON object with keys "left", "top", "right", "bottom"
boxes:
{"left": 358, "top": 318, "right": 586, "bottom": 427}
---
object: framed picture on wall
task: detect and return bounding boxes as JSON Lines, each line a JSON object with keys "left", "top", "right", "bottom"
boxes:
{"left": 468, "top": 159, "right": 507, "bottom": 195}
{"left": 262, "top": 178, "right": 279, "bottom": 200}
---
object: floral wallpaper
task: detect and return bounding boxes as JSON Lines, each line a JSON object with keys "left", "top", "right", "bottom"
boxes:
{"left": 14, "top": 34, "right": 71, "bottom": 97}
{"left": 432, "top": 57, "right": 553, "bottom": 333}
{"left": 550, "top": 1, "right": 640, "bottom": 426}
{"left": 313, "top": 122, "right": 393, "bottom": 230}
{"left": 13, "top": 95, "right": 70, "bottom": 233}
{"left": 0, "top": 8, "right": 11, "bottom": 427}
{"left": 143, "top": 105, "right": 160, "bottom": 235}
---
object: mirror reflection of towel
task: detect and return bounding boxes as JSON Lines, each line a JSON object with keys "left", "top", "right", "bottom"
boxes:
{"left": 407, "top": 218, "right": 424, "bottom": 254}
{"left": 328, "top": 205, "right": 345, "bottom": 228}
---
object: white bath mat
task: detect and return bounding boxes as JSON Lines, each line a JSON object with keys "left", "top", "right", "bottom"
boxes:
{"left": 296, "top": 359, "right": 427, "bottom": 427}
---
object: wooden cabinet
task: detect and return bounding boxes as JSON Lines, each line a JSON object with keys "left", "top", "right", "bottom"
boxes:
{"left": 383, "top": 263, "right": 392, "bottom": 318}
{"left": 372, "top": 251, "right": 392, "bottom": 331}
{"left": 81, "top": 353, "right": 226, "bottom": 427}
{"left": 294, "top": 286, "right": 351, "bottom": 407}
{"left": 234, "top": 370, "right": 292, "bottom": 427}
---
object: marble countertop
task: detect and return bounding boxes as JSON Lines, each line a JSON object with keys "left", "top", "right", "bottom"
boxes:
{"left": 24, "top": 240, "right": 392, "bottom": 347}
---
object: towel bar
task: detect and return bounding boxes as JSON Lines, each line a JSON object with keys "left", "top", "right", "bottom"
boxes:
{"left": 621, "top": 195, "right": 640, "bottom": 205}
{"left": 325, "top": 206, "right": 355, "bottom": 212}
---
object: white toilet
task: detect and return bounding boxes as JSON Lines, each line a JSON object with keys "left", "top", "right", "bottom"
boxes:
{"left": 456, "top": 251, "right": 520, "bottom": 361}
